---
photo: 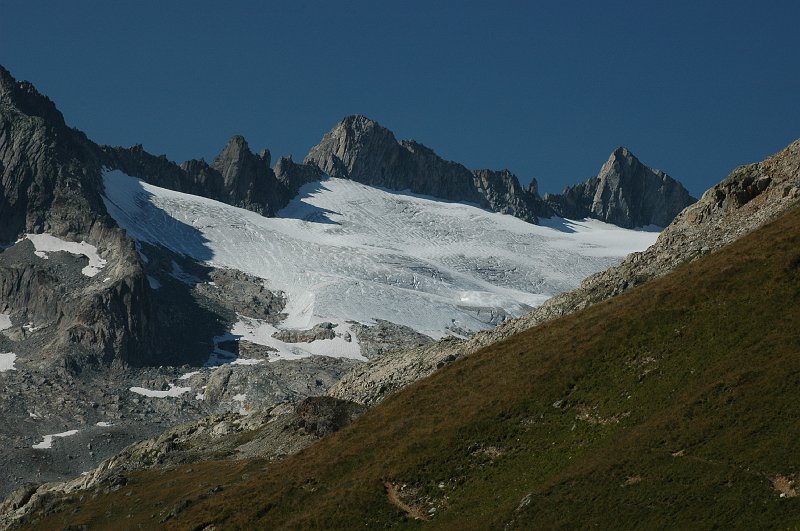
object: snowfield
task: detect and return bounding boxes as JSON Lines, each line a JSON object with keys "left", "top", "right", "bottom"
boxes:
{"left": 103, "top": 170, "right": 658, "bottom": 339}
{"left": 129, "top": 384, "right": 192, "bottom": 398}
{"left": 0, "top": 352, "right": 16, "bottom": 372}
{"left": 32, "top": 429, "right": 79, "bottom": 450}
{"left": 25, "top": 233, "right": 106, "bottom": 277}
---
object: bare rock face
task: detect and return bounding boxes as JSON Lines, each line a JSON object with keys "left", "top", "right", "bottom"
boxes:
{"left": 272, "top": 322, "right": 338, "bottom": 343}
{"left": 273, "top": 155, "right": 325, "bottom": 192}
{"left": 472, "top": 169, "right": 553, "bottom": 222}
{"left": 210, "top": 135, "right": 280, "bottom": 215}
{"left": 305, "top": 115, "right": 549, "bottom": 221}
{"left": 102, "top": 136, "right": 287, "bottom": 216}
{"left": 547, "top": 147, "right": 696, "bottom": 228}
{"left": 0, "top": 65, "right": 159, "bottom": 367}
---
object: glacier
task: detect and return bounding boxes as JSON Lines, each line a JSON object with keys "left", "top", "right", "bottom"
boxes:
{"left": 102, "top": 170, "right": 658, "bottom": 339}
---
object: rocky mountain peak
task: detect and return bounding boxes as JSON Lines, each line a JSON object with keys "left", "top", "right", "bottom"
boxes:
{"left": 305, "top": 115, "right": 401, "bottom": 182}
{"left": 209, "top": 135, "right": 274, "bottom": 213}
{"left": 547, "top": 146, "right": 695, "bottom": 228}
{"left": 0, "top": 66, "right": 65, "bottom": 128}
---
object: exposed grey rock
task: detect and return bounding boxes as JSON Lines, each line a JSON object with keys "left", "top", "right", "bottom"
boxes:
{"left": 305, "top": 115, "right": 550, "bottom": 222}
{"left": 272, "top": 322, "right": 337, "bottom": 343}
{"left": 328, "top": 337, "right": 465, "bottom": 406}
{"left": 196, "top": 268, "right": 286, "bottom": 323}
{"left": 348, "top": 319, "right": 434, "bottom": 360}
{"left": 472, "top": 168, "right": 552, "bottom": 223}
{"left": 546, "top": 147, "right": 696, "bottom": 228}
{"left": 210, "top": 135, "right": 280, "bottom": 215}
{"left": 274, "top": 155, "right": 325, "bottom": 192}
{"left": 102, "top": 136, "right": 289, "bottom": 216}
{"left": 0, "top": 65, "right": 159, "bottom": 367}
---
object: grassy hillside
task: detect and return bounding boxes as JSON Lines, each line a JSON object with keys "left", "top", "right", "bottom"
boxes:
{"left": 26, "top": 205, "right": 800, "bottom": 529}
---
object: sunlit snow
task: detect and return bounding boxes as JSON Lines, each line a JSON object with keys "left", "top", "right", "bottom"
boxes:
{"left": 129, "top": 384, "right": 192, "bottom": 398}
{"left": 0, "top": 313, "right": 11, "bottom": 331}
{"left": 218, "top": 316, "right": 366, "bottom": 362}
{"left": 25, "top": 233, "right": 107, "bottom": 277}
{"left": 0, "top": 352, "right": 16, "bottom": 372}
{"left": 32, "top": 429, "right": 79, "bottom": 449}
{"left": 103, "top": 170, "right": 658, "bottom": 338}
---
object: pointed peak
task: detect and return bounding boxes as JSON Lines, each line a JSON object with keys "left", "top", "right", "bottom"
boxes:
{"left": 223, "top": 135, "right": 250, "bottom": 151}
{"left": 0, "top": 64, "right": 66, "bottom": 127}
{"left": 325, "top": 115, "right": 392, "bottom": 140}
{"left": 339, "top": 114, "right": 381, "bottom": 128}
{"left": 609, "top": 146, "right": 635, "bottom": 161}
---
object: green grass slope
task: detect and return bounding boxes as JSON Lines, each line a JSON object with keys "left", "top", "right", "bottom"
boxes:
{"left": 28, "top": 205, "right": 800, "bottom": 530}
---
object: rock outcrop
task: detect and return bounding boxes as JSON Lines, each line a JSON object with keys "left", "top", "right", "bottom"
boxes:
{"left": 546, "top": 147, "right": 696, "bottom": 228}
{"left": 305, "top": 115, "right": 549, "bottom": 223}
{"left": 0, "top": 65, "right": 159, "bottom": 367}
{"left": 472, "top": 169, "right": 553, "bottom": 221}
{"left": 273, "top": 155, "right": 325, "bottom": 193}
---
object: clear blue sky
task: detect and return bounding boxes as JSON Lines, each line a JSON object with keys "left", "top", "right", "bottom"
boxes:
{"left": 2, "top": 0, "right": 798, "bottom": 197}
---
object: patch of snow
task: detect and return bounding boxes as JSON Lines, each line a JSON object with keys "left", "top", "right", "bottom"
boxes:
{"left": 195, "top": 392, "right": 205, "bottom": 401}
{"left": 29, "top": 412, "right": 40, "bottom": 419}
{"left": 95, "top": 421, "right": 113, "bottom": 427}
{"left": 0, "top": 352, "right": 17, "bottom": 372}
{"left": 25, "top": 233, "right": 107, "bottom": 277}
{"left": 230, "top": 358, "right": 264, "bottom": 366}
{"left": 178, "top": 370, "right": 200, "bottom": 380}
{"left": 103, "top": 170, "right": 659, "bottom": 338}
{"left": 32, "top": 429, "right": 79, "bottom": 449}
{"left": 129, "top": 384, "right": 192, "bottom": 398}
{"left": 23, "top": 322, "right": 42, "bottom": 333}
{"left": 0, "top": 313, "right": 12, "bottom": 331}
{"left": 147, "top": 275, "right": 162, "bottom": 289}
{"left": 232, "top": 393, "right": 246, "bottom": 402}
{"left": 207, "top": 316, "right": 366, "bottom": 366}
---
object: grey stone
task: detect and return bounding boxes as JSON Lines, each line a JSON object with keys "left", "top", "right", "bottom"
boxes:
{"left": 304, "top": 115, "right": 551, "bottom": 222}
{"left": 546, "top": 147, "right": 696, "bottom": 228}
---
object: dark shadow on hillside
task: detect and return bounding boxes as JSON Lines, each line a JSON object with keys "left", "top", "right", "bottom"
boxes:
{"left": 277, "top": 181, "right": 341, "bottom": 225}
{"left": 537, "top": 217, "right": 578, "bottom": 233}
{"left": 104, "top": 175, "right": 225, "bottom": 367}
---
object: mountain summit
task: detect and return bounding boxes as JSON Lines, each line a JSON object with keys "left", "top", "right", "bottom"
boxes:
{"left": 305, "top": 115, "right": 552, "bottom": 222}
{"left": 305, "top": 115, "right": 484, "bottom": 203}
{"left": 546, "top": 147, "right": 696, "bottom": 228}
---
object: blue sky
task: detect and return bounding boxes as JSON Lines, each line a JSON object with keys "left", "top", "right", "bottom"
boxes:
{"left": 2, "top": 0, "right": 798, "bottom": 197}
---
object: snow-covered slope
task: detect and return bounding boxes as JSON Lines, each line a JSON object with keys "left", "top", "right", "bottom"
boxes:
{"left": 103, "top": 171, "right": 658, "bottom": 338}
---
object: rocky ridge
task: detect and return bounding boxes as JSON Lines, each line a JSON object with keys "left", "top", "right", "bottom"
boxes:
{"left": 100, "top": 115, "right": 689, "bottom": 230}
{"left": 101, "top": 137, "right": 321, "bottom": 218}
{"left": 304, "top": 115, "right": 552, "bottom": 223}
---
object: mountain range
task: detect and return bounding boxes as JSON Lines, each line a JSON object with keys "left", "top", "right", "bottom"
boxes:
{"left": 1, "top": 62, "right": 798, "bottom": 529}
